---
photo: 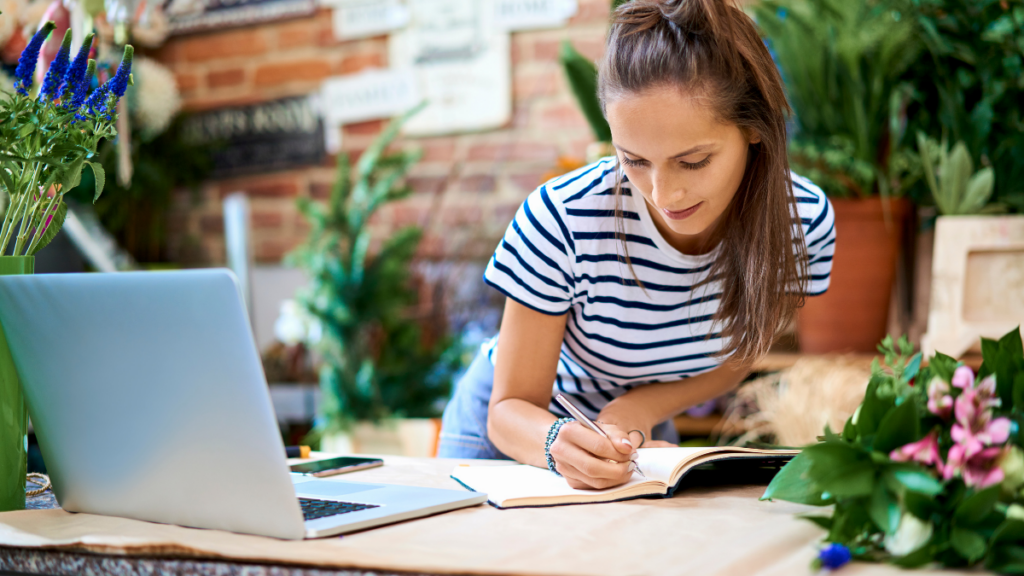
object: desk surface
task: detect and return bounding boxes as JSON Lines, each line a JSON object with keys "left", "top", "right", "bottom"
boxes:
{"left": 0, "top": 455, "right": 974, "bottom": 576}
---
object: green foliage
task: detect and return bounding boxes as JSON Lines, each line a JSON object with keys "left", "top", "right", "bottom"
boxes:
{"left": 0, "top": 43, "right": 132, "bottom": 257}
{"left": 754, "top": 0, "right": 921, "bottom": 199}
{"left": 762, "top": 327, "right": 1024, "bottom": 571}
{"left": 66, "top": 116, "right": 213, "bottom": 261}
{"left": 917, "top": 133, "right": 997, "bottom": 215}
{"left": 898, "top": 0, "right": 1024, "bottom": 211}
{"left": 288, "top": 104, "right": 459, "bottom": 433}
{"left": 559, "top": 41, "right": 611, "bottom": 143}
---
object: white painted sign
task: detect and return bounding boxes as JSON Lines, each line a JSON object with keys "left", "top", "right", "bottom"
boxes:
{"left": 492, "top": 0, "right": 577, "bottom": 31}
{"left": 319, "top": 68, "right": 420, "bottom": 152}
{"left": 389, "top": 0, "right": 511, "bottom": 136}
{"left": 331, "top": 0, "right": 410, "bottom": 41}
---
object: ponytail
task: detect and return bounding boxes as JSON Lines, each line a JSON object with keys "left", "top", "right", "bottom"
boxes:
{"left": 599, "top": 0, "right": 805, "bottom": 364}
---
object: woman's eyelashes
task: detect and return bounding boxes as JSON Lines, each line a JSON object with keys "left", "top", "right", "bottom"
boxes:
{"left": 620, "top": 155, "right": 712, "bottom": 170}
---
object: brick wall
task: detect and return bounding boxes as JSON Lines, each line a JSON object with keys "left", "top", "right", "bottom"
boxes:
{"left": 156, "top": 1, "right": 613, "bottom": 266}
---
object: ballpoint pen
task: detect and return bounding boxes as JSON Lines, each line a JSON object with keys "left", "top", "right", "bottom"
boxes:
{"left": 554, "top": 393, "right": 648, "bottom": 480}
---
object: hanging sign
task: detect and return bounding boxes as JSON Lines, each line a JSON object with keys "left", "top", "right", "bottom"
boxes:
{"left": 492, "top": 0, "right": 577, "bottom": 31}
{"left": 182, "top": 96, "right": 325, "bottom": 178}
{"left": 329, "top": 0, "right": 410, "bottom": 40}
{"left": 319, "top": 68, "right": 420, "bottom": 152}
{"left": 165, "top": 0, "right": 317, "bottom": 35}
{"left": 389, "top": 0, "right": 511, "bottom": 136}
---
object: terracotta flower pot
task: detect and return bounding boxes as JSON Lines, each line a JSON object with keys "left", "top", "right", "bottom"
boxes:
{"left": 798, "top": 197, "right": 909, "bottom": 353}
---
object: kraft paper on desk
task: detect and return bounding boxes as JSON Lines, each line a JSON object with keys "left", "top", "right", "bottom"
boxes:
{"left": 0, "top": 455, "right": 972, "bottom": 576}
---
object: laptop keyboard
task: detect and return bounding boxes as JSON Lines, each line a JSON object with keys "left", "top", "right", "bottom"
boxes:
{"left": 299, "top": 497, "right": 380, "bottom": 521}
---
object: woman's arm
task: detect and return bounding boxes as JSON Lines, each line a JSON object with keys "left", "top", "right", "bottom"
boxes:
{"left": 488, "top": 298, "right": 637, "bottom": 489}
{"left": 597, "top": 361, "right": 752, "bottom": 444}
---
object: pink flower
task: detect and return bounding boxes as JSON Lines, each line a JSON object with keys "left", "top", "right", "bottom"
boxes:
{"left": 891, "top": 430, "right": 943, "bottom": 470}
{"left": 952, "top": 365, "right": 976, "bottom": 389}
{"left": 927, "top": 378, "right": 953, "bottom": 419}
{"left": 960, "top": 446, "right": 1007, "bottom": 489}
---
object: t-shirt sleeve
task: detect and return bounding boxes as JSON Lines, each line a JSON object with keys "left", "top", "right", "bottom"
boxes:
{"left": 793, "top": 175, "right": 836, "bottom": 296}
{"left": 483, "top": 187, "right": 575, "bottom": 315}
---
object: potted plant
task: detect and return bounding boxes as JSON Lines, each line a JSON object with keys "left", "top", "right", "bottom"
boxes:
{"left": 762, "top": 327, "right": 1024, "bottom": 572}
{"left": 0, "top": 23, "right": 133, "bottom": 511}
{"left": 753, "top": 0, "right": 922, "bottom": 353}
{"left": 288, "top": 104, "right": 462, "bottom": 456}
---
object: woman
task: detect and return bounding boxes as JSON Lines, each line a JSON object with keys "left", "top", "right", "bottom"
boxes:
{"left": 438, "top": 0, "right": 835, "bottom": 490}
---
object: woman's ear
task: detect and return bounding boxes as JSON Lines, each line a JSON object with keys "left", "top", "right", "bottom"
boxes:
{"left": 748, "top": 129, "right": 762, "bottom": 145}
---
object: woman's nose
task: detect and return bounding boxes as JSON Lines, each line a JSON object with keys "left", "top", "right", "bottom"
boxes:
{"left": 651, "top": 173, "right": 683, "bottom": 207}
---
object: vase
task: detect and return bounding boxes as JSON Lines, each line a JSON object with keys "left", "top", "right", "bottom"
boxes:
{"left": 798, "top": 197, "right": 909, "bottom": 353}
{"left": 0, "top": 255, "right": 33, "bottom": 512}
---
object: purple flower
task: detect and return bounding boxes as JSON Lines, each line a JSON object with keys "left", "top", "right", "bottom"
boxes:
{"left": 39, "top": 30, "right": 72, "bottom": 101}
{"left": 817, "top": 543, "right": 851, "bottom": 570}
{"left": 77, "top": 45, "right": 132, "bottom": 120}
{"left": 61, "top": 33, "right": 94, "bottom": 104}
{"left": 108, "top": 45, "right": 133, "bottom": 99}
{"left": 14, "top": 22, "right": 56, "bottom": 96}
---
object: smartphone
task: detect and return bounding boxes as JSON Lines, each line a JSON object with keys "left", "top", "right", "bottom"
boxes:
{"left": 289, "top": 456, "right": 384, "bottom": 477}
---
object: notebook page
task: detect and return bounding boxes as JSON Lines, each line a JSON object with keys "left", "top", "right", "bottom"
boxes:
{"left": 635, "top": 447, "right": 720, "bottom": 483}
{"left": 452, "top": 464, "right": 662, "bottom": 506}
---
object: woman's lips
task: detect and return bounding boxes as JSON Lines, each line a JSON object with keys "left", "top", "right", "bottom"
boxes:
{"left": 662, "top": 202, "right": 702, "bottom": 221}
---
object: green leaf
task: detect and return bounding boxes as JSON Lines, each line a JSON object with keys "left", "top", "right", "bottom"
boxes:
{"left": 873, "top": 396, "right": 921, "bottom": 454}
{"left": 800, "top": 515, "right": 833, "bottom": 530}
{"left": 760, "top": 452, "right": 829, "bottom": 505}
{"left": 59, "top": 156, "right": 86, "bottom": 193}
{"left": 929, "top": 352, "right": 958, "bottom": 382}
{"left": 857, "top": 378, "right": 895, "bottom": 437}
{"left": 18, "top": 123, "right": 35, "bottom": 137}
{"left": 87, "top": 162, "right": 105, "bottom": 203}
{"left": 842, "top": 415, "right": 857, "bottom": 441}
{"left": 954, "top": 486, "right": 1000, "bottom": 526}
{"left": 1013, "top": 373, "right": 1024, "bottom": 411}
{"left": 868, "top": 482, "right": 900, "bottom": 533}
{"left": 986, "top": 543, "right": 1024, "bottom": 574}
{"left": 27, "top": 201, "right": 66, "bottom": 256}
{"left": 885, "top": 466, "right": 944, "bottom": 496}
{"left": 559, "top": 41, "right": 611, "bottom": 142}
{"left": 950, "top": 527, "right": 987, "bottom": 562}
{"left": 804, "top": 442, "right": 875, "bottom": 497}
{"left": 889, "top": 543, "right": 936, "bottom": 568}
{"left": 903, "top": 353, "right": 922, "bottom": 382}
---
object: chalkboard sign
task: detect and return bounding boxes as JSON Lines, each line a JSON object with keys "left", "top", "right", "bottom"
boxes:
{"left": 164, "top": 0, "right": 316, "bottom": 35}
{"left": 183, "top": 96, "right": 325, "bottom": 179}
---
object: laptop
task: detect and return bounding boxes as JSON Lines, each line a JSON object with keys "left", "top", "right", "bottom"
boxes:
{"left": 0, "top": 269, "right": 486, "bottom": 539}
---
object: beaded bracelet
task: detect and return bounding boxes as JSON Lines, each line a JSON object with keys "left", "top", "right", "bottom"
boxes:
{"left": 545, "top": 417, "right": 575, "bottom": 476}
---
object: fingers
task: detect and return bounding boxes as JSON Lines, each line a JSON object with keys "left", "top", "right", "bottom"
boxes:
{"left": 557, "top": 455, "right": 636, "bottom": 490}
{"left": 558, "top": 422, "right": 632, "bottom": 462}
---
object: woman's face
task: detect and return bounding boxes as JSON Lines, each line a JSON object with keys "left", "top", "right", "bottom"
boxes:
{"left": 605, "top": 85, "right": 757, "bottom": 254}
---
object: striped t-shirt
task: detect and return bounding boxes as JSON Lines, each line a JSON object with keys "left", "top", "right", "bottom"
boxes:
{"left": 482, "top": 157, "right": 836, "bottom": 419}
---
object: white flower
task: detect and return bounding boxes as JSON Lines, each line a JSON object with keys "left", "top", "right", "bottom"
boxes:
{"left": 128, "top": 57, "right": 181, "bottom": 139}
{"left": 274, "top": 300, "right": 318, "bottom": 346}
{"left": 884, "top": 513, "right": 933, "bottom": 556}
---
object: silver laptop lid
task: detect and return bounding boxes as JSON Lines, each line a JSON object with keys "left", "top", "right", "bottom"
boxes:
{"left": 0, "top": 269, "right": 306, "bottom": 539}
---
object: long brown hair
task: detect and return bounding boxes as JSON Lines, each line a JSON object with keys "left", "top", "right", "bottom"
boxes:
{"left": 598, "top": 0, "right": 807, "bottom": 364}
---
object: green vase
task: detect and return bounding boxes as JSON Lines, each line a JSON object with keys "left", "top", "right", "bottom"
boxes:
{"left": 0, "top": 256, "right": 33, "bottom": 512}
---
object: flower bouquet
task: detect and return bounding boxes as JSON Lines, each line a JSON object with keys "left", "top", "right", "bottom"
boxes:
{"left": 762, "top": 329, "right": 1024, "bottom": 572}
{"left": 0, "top": 23, "right": 133, "bottom": 256}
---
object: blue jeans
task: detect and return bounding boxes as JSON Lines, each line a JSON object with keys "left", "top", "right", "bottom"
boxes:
{"left": 437, "top": 350, "right": 680, "bottom": 459}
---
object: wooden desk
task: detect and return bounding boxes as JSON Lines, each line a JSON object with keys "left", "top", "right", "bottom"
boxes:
{"left": 0, "top": 455, "right": 976, "bottom": 576}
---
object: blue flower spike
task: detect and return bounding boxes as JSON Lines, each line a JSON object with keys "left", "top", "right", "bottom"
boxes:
{"left": 14, "top": 21, "right": 56, "bottom": 96}
{"left": 816, "top": 543, "right": 851, "bottom": 571}
{"left": 62, "top": 32, "right": 95, "bottom": 104}
{"left": 39, "top": 29, "right": 72, "bottom": 101}
{"left": 109, "top": 45, "right": 134, "bottom": 99}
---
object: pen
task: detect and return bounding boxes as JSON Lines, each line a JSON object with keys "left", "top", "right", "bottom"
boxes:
{"left": 554, "top": 393, "right": 647, "bottom": 480}
{"left": 285, "top": 445, "right": 311, "bottom": 459}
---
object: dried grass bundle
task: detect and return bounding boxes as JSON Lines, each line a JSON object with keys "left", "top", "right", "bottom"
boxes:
{"left": 718, "top": 356, "right": 873, "bottom": 447}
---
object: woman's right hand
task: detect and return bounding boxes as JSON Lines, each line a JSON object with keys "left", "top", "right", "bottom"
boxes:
{"left": 548, "top": 421, "right": 638, "bottom": 489}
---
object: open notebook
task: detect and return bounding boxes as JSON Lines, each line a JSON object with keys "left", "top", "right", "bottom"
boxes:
{"left": 451, "top": 446, "right": 798, "bottom": 508}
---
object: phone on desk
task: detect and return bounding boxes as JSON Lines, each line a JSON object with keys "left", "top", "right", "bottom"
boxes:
{"left": 289, "top": 456, "right": 384, "bottom": 477}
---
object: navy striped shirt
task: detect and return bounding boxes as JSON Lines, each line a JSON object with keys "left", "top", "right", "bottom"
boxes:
{"left": 483, "top": 157, "right": 836, "bottom": 419}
